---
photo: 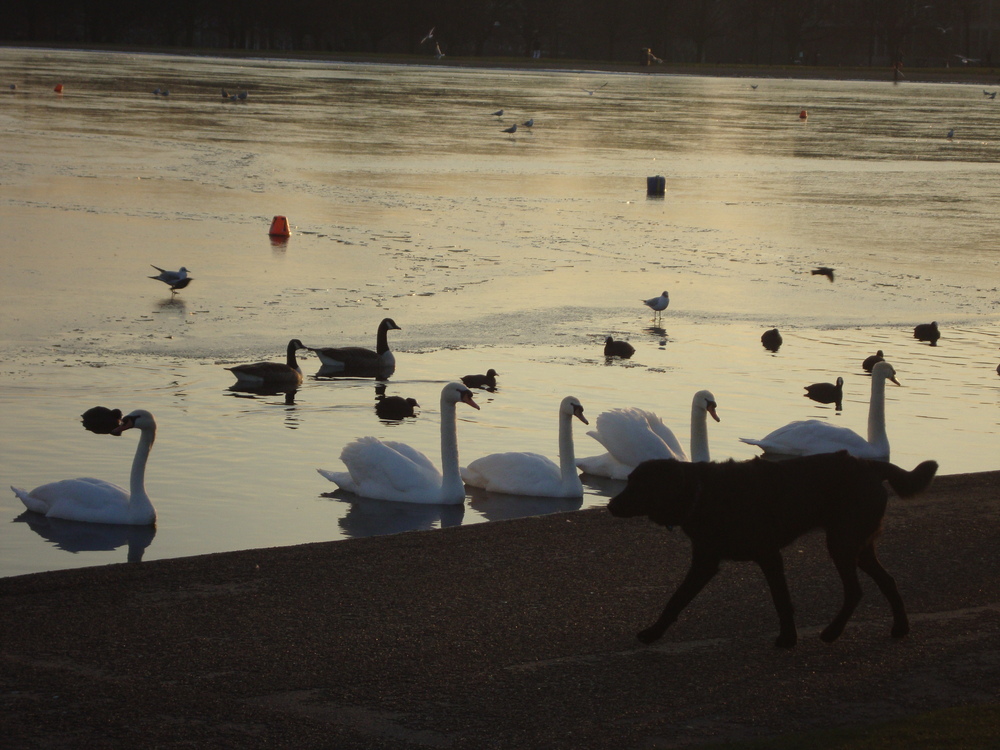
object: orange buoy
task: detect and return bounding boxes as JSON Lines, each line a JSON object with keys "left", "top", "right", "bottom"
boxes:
{"left": 54, "top": 83, "right": 64, "bottom": 93}
{"left": 268, "top": 215, "right": 290, "bottom": 237}
{"left": 799, "top": 109, "right": 808, "bottom": 119}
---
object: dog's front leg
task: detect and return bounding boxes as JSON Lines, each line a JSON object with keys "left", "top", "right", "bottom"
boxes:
{"left": 637, "top": 552, "right": 719, "bottom": 644}
{"left": 756, "top": 551, "right": 797, "bottom": 648}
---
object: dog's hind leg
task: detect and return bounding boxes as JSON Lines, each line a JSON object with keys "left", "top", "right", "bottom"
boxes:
{"left": 857, "top": 543, "right": 909, "bottom": 638}
{"left": 821, "top": 539, "right": 865, "bottom": 643}
{"left": 756, "top": 552, "right": 797, "bottom": 648}
{"left": 637, "top": 552, "right": 719, "bottom": 645}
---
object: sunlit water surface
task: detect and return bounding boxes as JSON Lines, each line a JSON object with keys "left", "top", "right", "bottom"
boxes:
{"left": 0, "top": 48, "right": 997, "bottom": 577}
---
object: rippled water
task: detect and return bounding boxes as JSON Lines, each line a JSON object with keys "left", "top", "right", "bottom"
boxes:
{"left": 1, "top": 48, "right": 997, "bottom": 577}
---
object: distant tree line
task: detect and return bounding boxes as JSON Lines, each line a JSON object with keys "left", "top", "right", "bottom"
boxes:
{"left": 5, "top": 0, "right": 996, "bottom": 69}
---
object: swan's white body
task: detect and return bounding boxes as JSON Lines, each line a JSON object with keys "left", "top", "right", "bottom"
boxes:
{"left": 319, "top": 382, "right": 479, "bottom": 504}
{"left": 11, "top": 410, "right": 157, "bottom": 525}
{"left": 576, "top": 390, "right": 720, "bottom": 479}
{"left": 740, "top": 361, "right": 899, "bottom": 460}
{"left": 461, "top": 396, "right": 587, "bottom": 498}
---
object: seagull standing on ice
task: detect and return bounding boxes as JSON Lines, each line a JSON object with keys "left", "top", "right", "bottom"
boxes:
{"left": 149, "top": 265, "right": 192, "bottom": 294}
{"left": 642, "top": 291, "right": 670, "bottom": 318}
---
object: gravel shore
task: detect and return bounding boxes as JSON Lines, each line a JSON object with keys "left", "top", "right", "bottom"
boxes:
{"left": 2, "top": 469, "right": 999, "bottom": 748}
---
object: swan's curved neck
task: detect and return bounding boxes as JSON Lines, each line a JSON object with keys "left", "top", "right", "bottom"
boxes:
{"left": 867, "top": 372, "right": 890, "bottom": 451}
{"left": 558, "top": 409, "right": 578, "bottom": 481}
{"left": 689, "top": 404, "right": 711, "bottom": 463}
{"left": 439, "top": 395, "right": 464, "bottom": 500}
{"left": 128, "top": 426, "right": 156, "bottom": 522}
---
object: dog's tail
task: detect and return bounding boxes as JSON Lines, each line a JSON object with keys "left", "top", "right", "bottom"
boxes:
{"left": 878, "top": 459, "right": 939, "bottom": 498}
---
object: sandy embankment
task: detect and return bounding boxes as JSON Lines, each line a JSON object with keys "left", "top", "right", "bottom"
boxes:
{"left": 1, "top": 469, "right": 998, "bottom": 748}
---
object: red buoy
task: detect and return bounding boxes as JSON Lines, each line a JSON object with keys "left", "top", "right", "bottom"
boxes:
{"left": 54, "top": 83, "right": 64, "bottom": 93}
{"left": 799, "top": 109, "right": 808, "bottom": 119}
{"left": 268, "top": 215, "right": 290, "bottom": 237}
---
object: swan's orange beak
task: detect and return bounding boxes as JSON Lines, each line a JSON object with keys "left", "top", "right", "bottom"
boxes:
{"left": 111, "top": 415, "right": 137, "bottom": 436}
{"left": 889, "top": 376, "right": 901, "bottom": 386}
{"left": 707, "top": 403, "right": 721, "bottom": 422}
{"left": 461, "top": 391, "right": 481, "bottom": 410}
{"left": 574, "top": 405, "right": 589, "bottom": 425}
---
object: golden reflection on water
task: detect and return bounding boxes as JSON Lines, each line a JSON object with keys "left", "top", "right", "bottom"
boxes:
{"left": 0, "top": 48, "right": 998, "bottom": 576}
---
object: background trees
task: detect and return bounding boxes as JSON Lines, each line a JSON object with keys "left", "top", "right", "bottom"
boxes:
{"left": 4, "top": 0, "right": 997, "bottom": 69}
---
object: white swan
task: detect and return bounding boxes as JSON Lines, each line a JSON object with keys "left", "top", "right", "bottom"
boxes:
{"left": 461, "top": 396, "right": 588, "bottom": 498}
{"left": 225, "top": 339, "right": 306, "bottom": 388}
{"left": 318, "top": 382, "right": 480, "bottom": 504}
{"left": 576, "top": 390, "right": 721, "bottom": 479}
{"left": 11, "top": 410, "right": 157, "bottom": 525}
{"left": 740, "top": 361, "right": 899, "bottom": 459}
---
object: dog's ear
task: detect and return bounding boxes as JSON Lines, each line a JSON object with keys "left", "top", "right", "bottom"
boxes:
{"left": 643, "top": 460, "right": 702, "bottom": 528}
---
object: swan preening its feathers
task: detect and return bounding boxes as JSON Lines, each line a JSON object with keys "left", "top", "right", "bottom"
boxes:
{"left": 576, "top": 390, "right": 721, "bottom": 479}
{"left": 740, "top": 361, "right": 899, "bottom": 460}
{"left": 319, "top": 382, "right": 480, "bottom": 504}
{"left": 461, "top": 396, "right": 588, "bottom": 498}
{"left": 309, "top": 318, "right": 401, "bottom": 375}
{"left": 12, "top": 410, "right": 157, "bottom": 526}
{"left": 226, "top": 339, "right": 306, "bottom": 388}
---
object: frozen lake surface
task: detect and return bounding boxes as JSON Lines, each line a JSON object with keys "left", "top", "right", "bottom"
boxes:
{"left": 1, "top": 48, "right": 997, "bottom": 576}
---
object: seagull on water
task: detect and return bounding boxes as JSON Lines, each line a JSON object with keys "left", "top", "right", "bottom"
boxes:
{"left": 522, "top": 118, "right": 534, "bottom": 127}
{"left": 149, "top": 265, "right": 192, "bottom": 294}
{"left": 642, "top": 291, "right": 670, "bottom": 318}
{"left": 492, "top": 109, "right": 504, "bottom": 117}
{"left": 582, "top": 82, "right": 608, "bottom": 95}
{"left": 502, "top": 123, "right": 517, "bottom": 137}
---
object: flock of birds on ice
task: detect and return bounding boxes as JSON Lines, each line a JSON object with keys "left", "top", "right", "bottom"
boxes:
{"left": 13, "top": 263, "right": 978, "bottom": 530}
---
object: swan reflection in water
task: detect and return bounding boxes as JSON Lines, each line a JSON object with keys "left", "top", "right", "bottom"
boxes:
{"left": 322, "top": 492, "right": 465, "bottom": 538}
{"left": 466, "top": 486, "right": 583, "bottom": 522}
{"left": 14, "top": 511, "right": 156, "bottom": 562}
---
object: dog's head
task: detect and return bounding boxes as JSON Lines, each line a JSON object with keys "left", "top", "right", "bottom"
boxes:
{"left": 607, "top": 459, "right": 701, "bottom": 528}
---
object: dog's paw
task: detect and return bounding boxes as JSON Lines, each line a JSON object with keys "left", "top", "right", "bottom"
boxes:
{"left": 891, "top": 621, "right": 910, "bottom": 639}
{"left": 637, "top": 627, "right": 664, "bottom": 645}
{"left": 774, "top": 632, "right": 797, "bottom": 649}
{"left": 819, "top": 625, "right": 842, "bottom": 643}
